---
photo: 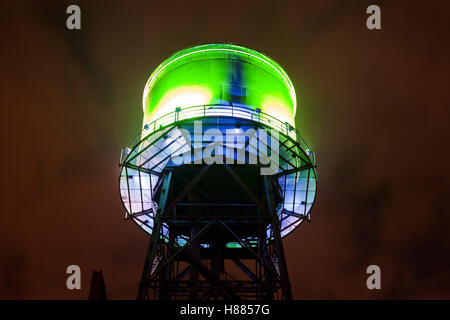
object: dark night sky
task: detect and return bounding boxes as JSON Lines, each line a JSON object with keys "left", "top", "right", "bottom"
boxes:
{"left": 1, "top": 0, "right": 449, "bottom": 299}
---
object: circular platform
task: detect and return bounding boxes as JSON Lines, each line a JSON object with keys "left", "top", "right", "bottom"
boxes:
{"left": 119, "top": 105, "right": 317, "bottom": 244}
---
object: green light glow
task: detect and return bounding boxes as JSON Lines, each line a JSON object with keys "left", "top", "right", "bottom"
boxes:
{"left": 142, "top": 44, "right": 297, "bottom": 128}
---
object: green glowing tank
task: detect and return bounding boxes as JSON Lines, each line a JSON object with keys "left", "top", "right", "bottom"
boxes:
{"left": 142, "top": 43, "right": 297, "bottom": 128}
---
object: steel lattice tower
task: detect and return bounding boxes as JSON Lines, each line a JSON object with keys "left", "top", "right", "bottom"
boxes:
{"left": 118, "top": 44, "right": 317, "bottom": 300}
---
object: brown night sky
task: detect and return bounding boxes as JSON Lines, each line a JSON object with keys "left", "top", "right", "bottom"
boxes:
{"left": 1, "top": 0, "right": 449, "bottom": 299}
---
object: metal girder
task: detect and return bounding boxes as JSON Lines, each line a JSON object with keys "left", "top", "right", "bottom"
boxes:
{"left": 182, "top": 248, "right": 241, "bottom": 300}
{"left": 126, "top": 125, "right": 177, "bottom": 163}
{"left": 123, "top": 163, "right": 160, "bottom": 176}
{"left": 150, "top": 219, "right": 216, "bottom": 279}
{"left": 281, "top": 208, "right": 306, "bottom": 219}
{"left": 263, "top": 176, "right": 293, "bottom": 300}
{"left": 232, "top": 259, "right": 259, "bottom": 282}
{"left": 217, "top": 219, "right": 279, "bottom": 279}
{"left": 272, "top": 163, "right": 315, "bottom": 179}
{"left": 137, "top": 170, "right": 172, "bottom": 300}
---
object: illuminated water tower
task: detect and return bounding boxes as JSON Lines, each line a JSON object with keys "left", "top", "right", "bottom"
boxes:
{"left": 119, "top": 44, "right": 317, "bottom": 300}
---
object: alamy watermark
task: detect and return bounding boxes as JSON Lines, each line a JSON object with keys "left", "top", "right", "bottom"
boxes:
{"left": 66, "top": 265, "right": 81, "bottom": 290}
{"left": 167, "top": 121, "right": 280, "bottom": 175}
{"left": 366, "top": 264, "right": 381, "bottom": 290}
{"left": 366, "top": 5, "right": 381, "bottom": 30}
{"left": 66, "top": 5, "right": 81, "bottom": 30}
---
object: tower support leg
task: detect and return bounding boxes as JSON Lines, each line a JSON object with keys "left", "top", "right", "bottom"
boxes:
{"left": 137, "top": 171, "right": 172, "bottom": 300}
{"left": 264, "top": 176, "right": 293, "bottom": 300}
{"left": 136, "top": 166, "right": 293, "bottom": 300}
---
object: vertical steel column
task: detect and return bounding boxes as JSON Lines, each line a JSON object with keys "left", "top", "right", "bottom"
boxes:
{"left": 160, "top": 223, "right": 175, "bottom": 300}
{"left": 137, "top": 170, "right": 173, "bottom": 300}
{"left": 263, "top": 176, "right": 293, "bottom": 300}
{"left": 189, "top": 224, "right": 200, "bottom": 300}
{"left": 259, "top": 226, "right": 273, "bottom": 299}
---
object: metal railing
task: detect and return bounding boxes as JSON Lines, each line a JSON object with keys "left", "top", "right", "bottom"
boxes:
{"left": 124, "top": 104, "right": 315, "bottom": 165}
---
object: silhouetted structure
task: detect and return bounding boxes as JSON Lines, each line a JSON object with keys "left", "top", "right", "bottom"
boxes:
{"left": 88, "top": 270, "right": 107, "bottom": 300}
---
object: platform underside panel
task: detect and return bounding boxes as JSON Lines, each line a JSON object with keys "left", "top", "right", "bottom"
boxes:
{"left": 119, "top": 116, "right": 317, "bottom": 241}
